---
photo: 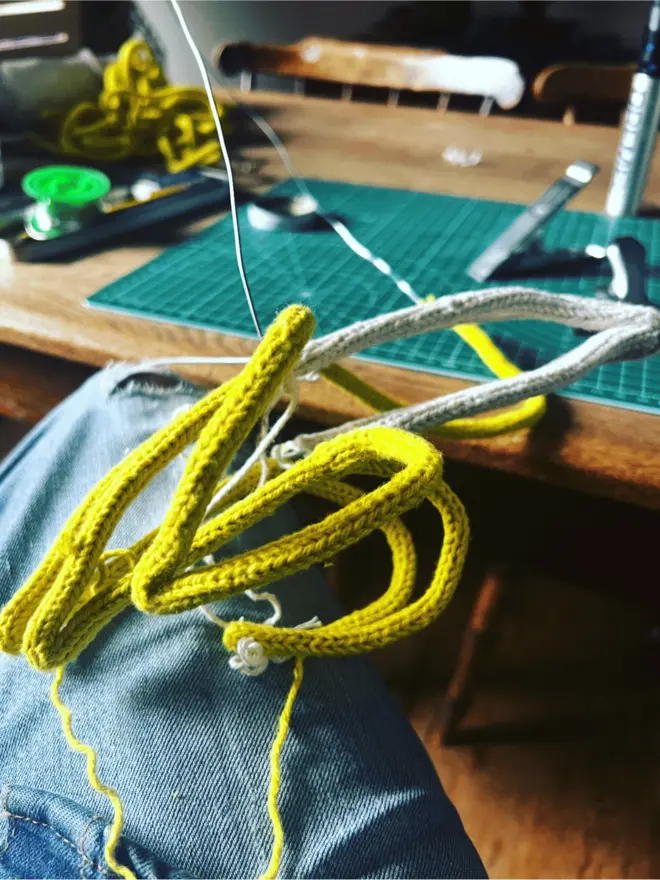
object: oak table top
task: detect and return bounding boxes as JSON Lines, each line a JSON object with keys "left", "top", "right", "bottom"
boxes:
{"left": 1, "top": 92, "right": 659, "bottom": 507}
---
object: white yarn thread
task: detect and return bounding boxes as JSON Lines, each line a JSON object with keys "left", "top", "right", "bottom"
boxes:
{"left": 208, "top": 377, "right": 299, "bottom": 510}
{"left": 229, "top": 637, "right": 269, "bottom": 676}
{"left": 244, "top": 589, "right": 282, "bottom": 625}
{"left": 196, "top": 379, "right": 299, "bottom": 629}
{"left": 200, "top": 589, "right": 281, "bottom": 628}
{"left": 200, "top": 604, "right": 231, "bottom": 629}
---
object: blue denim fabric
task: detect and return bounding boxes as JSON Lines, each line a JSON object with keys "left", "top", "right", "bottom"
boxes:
{"left": 0, "top": 367, "right": 486, "bottom": 879}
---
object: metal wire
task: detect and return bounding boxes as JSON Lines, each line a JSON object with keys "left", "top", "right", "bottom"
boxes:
{"left": 226, "top": 95, "right": 422, "bottom": 307}
{"left": 169, "top": 0, "right": 263, "bottom": 338}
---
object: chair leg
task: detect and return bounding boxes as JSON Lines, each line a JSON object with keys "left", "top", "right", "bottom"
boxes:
{"left": 440, "top": 566, "right": 508, "bottom": 745}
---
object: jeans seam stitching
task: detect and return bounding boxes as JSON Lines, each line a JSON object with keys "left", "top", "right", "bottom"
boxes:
{"left": 1, "top": 789, "right": 13, "bottom": 855}
{"left": 79, "top": 815, "right": 107, "bottom": 879}
{"left": 1, "top": 808, "right": 102, "bottom": 871}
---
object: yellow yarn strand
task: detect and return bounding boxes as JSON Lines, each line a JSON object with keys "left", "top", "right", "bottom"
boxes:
{"left": 50, "top": 667, "right": 136, "bottom": 880}
{"left": 261, "top": 657, "right": 305, "bottom": 880}
{"left": 322, "top": 321, "right": 546, "bottom": 439}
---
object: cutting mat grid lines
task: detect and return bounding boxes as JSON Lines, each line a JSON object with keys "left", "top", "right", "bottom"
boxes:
{"left": 88, "top": 179, "right": 660, "bottom": 413}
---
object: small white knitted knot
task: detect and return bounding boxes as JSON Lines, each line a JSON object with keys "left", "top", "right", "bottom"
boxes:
{"left": 229, "top": 636, "right": 269, "bottom": 677}
{"left": 228, "top": 617, "right": 323, "bottom": 677}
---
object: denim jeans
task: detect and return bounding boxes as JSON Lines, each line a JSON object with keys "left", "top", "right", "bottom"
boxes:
{"left": 0, "top": 366, "right": 486, "bottom": 879}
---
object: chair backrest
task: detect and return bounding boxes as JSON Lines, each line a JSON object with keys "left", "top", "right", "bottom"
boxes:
{"left": 214, "top": 36, "right": 524, "bottom": 111}
{"left": 532, "top": 62, "right": 635, "bottom": 125}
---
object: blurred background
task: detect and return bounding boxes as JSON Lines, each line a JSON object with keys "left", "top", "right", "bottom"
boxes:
{"left": 140, "top": 1, "right": 649, "bottom": 90}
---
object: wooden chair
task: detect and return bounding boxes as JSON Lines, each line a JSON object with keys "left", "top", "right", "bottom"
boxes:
{"left": 532, "top": 62, "right": 635, "bottom": 126}
{"left": 214, "top": 36, "right": 524, "bottom": 112}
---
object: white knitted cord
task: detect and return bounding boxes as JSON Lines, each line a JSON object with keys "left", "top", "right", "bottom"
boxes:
{"left": 297, "top": 287, "right": 658, "bottom": 374}
{"left": 270, "top": 287, "right": 660, "bottom": 459}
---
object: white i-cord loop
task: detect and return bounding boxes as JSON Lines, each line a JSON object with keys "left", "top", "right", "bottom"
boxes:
{"left": 141, "top": 289, "right": 660, "bottom": 462}
{"left": 297, "top": 287, "right": 659, "bottom": 374}
{"left": 267, "top": 287, "right": 660, "bottom": 459}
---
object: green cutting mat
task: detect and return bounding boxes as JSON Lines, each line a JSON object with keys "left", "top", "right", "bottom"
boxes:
{"left": 88, "top": 178, "right": 660, "bottom": 414}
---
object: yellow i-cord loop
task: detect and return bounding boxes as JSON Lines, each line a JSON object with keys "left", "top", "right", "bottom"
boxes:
{"left": 322, "top": 317, "right": 547, "bottom": 439}
{"left": 1, "top": 305, "right": 472, "bottom": 879}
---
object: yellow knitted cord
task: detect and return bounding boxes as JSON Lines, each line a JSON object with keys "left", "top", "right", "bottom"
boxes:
{"left": 133, "top": 428, "right": 444, "bottom": 616}
{"left": 322, "top": 321, "right": 546, "bottom": 438}
{"left": 31, "top": 38, "right": 230, "bottom": 172}
{"left": 50, "top": 668, "right": 135, "bottom": 880}
{"left": 0, "top": 304, "right": 473, "bottom": 879}
{"left": 0, "top": 305, "right": 316, "bottom": 671}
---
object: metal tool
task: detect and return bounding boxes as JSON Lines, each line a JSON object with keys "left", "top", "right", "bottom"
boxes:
{"left": 466, "top": 161, "right": 600, "bottom": 283}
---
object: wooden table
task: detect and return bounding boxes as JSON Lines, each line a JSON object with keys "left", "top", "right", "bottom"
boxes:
{"left": 1, "top": 92, "right": 659, "bottom": 507}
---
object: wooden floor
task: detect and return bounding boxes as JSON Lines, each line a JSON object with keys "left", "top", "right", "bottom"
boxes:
{"left": 399, "top": 580, "right": 660, "bottom": 879}
{"left": 377, "top": 562, "right": 660, "bottom": 879}
{"left": 2, "top": 418, "right": 659, "bottom": 878}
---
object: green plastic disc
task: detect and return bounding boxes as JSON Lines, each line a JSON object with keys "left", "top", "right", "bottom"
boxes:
{"left": 22, "top": 165, "right": 111, "bottom": 207}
